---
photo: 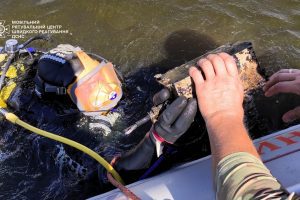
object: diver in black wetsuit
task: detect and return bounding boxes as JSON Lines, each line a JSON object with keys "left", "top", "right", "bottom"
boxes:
{"left": 4, "top": 44, "right": 198, "bottom": 188}
{"left": 3, "top": 45, "right": 124, "bottom": 180}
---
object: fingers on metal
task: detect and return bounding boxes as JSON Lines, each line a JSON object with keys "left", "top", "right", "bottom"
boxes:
{"left": 218, "top": 52, "right": 238, "bottom": 76}
{"left": 197, "top": 58, "right": 215, "bottom": 80}
{"left": 207, "top": 54, "right": 227, "bottom": 76}
{"left": 189, "top": 66, "right": 204, "bottom": 85}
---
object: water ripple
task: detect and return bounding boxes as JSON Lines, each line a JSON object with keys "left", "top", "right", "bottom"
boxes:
{"left": 260, "top": 10, "right": 291, "bottom": 23}
{"left": 36, "top": 0, "right": 56, "bottom": 5}
{"left": 287, "top": 30, "right": 300, "bottom": 39}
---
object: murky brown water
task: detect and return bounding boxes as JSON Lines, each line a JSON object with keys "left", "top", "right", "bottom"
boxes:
{"left": 0, "top": 0, "right": 299, "bottom": 199}
{"left": 0, "top": 0, "right": 299, "bottom": 74}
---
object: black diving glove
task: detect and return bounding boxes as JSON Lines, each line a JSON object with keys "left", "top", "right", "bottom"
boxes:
{"left": 152, "top": 96, "right": 197, "bottom": 143}
{"left": 114, "top": 89, "right": 197, "bottom": 175}
{"left": 151, "top": 92, "right": 197, "bottom": 156}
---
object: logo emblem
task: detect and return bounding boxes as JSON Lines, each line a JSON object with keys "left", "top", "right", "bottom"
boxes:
{"left": 0, "top": 20, "right": 10, "bottom": 38}
{"left": 109, "top": 91, "right": 117, "bottom": 100}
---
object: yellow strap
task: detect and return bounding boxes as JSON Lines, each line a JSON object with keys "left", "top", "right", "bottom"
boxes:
{"left": 75, "top": 51, "right": 99, "bottom": 79}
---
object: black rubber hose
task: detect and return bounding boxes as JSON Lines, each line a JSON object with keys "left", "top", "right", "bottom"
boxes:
{"left": 123, "top": 115, "right": 151, "bottom": 135}
{"left": 20, "top": 34, "right": 50, "bottom": 48}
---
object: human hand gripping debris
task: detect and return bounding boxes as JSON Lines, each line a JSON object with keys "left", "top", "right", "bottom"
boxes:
{"left": 189, "top": 54, "right": 298, "bottom": 200}
{"left": 188, "top": 52, "right": 260, "bottom": 171}
{"left": 264, "top": 68, "right": 300, "bottom": 123}
{"left": 189, "top": 53, "right": 244, "bottom": 125}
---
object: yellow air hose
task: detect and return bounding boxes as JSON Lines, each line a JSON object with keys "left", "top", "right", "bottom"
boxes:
{"left": 0, "top": 108, "right": 124, "bottom": 184}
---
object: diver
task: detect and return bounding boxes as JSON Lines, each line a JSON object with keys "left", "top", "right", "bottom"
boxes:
{"left": 1, "top": 43, "right": 198, "bottom": 188}
{"left": 35, "top": 46, "right": 197, "bottom": 182}
{"left": 31, "top": 44, "right": 127, "bottom": 179}
{"left": 0, "top": 43, "right": 125, "bottom": 180}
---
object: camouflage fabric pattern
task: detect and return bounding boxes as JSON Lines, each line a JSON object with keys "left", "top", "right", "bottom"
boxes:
{"left": 216, "top": 152, "right": 298, "bottom": 200}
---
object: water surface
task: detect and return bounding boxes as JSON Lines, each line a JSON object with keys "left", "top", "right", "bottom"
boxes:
{"left": 0, "top": 0, "right": 299, "bottom": 199}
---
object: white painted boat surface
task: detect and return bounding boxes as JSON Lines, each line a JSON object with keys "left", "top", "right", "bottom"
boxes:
{"left": 90, "top": 124, "right": 300, "bottom": 200}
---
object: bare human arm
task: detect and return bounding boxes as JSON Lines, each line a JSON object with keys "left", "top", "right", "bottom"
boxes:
{"left": 188, "top": 53, "right": 259, "bottom": 170}
{"left": 189, "top": 53, "right": 297, "bottom": 200}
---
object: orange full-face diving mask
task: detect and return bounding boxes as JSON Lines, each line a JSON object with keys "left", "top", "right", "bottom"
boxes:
{"left": 67, "top": 51, "right": 122, "bottom": 113}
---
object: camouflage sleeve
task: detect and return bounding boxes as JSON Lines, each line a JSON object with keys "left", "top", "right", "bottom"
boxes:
{"left": 215, "top": 152, "right": 298, "bottom": 200}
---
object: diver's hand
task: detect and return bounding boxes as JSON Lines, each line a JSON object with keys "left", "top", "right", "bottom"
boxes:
{"left": 115, "top": 94, "right": 196, "bottom": 170}
{"left": 152, "top": 96, "right": 197, "bottom": 144}
{"left": 263, "top": 69, "right": 300, "bottom": 123}
{"left": 189, "top": 53, "right": 244, "bottom": 124}
{"left": 152, "top": 88, "right": 171, "bottom": 106}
